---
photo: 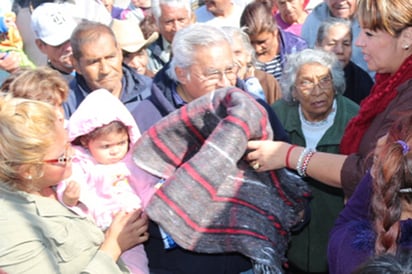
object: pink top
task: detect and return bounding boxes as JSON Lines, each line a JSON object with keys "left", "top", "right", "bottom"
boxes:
{"left": 56, "top": 89, "right": 157, "bottom": 229}
{"left": 275, "top": 13, "right": 304, "bottom": 37}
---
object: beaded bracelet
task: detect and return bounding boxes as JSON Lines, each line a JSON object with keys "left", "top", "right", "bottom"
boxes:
{"left": 296, "top": 148, "right": 316, "bottom": 177}
{"left": 301, "top": 150, "right": 315, "bottom": 177}
{"left": 285, "top": 144, "right": 297, "bottom": 169}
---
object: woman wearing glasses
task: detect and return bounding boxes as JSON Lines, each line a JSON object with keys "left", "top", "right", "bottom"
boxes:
{"left": 0, "top": 95, "right": 149, "bottom": 273}
{"left": 247, "top": 0, "right": 412, "bottom": 200}
{"left": 271, "top": 48, "right": 359, "bottom": 273}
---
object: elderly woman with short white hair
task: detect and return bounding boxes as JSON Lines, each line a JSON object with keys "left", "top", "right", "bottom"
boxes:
{"left": 222, "top": 26, "right": 282, "bottom": 105}
{"left": 271, "top": 48, "right": 359, "bottom": 273}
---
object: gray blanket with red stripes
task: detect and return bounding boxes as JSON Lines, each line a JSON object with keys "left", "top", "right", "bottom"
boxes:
{"left": 133, "top": 87, "right": 311, "bottom": 273}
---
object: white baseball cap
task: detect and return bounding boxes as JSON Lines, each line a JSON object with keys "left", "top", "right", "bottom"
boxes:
{"left": 31, "top": 2, "right": 78, "bottom": 46}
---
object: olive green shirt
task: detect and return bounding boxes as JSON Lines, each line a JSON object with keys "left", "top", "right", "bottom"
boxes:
{"left": 0, "top": 183, "right": 129, "bottom": 274}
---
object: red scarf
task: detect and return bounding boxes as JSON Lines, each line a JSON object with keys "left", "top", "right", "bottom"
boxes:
{"left": 340, "top": 55, "right": 412, "bottom": 155}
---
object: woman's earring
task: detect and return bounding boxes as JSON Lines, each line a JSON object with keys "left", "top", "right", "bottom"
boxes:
{"left": 26, "top": 175, "right": 32, "bottom": 180}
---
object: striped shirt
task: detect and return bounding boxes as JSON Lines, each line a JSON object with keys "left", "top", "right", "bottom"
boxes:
{"left": 256, "top": 55, "right": 282, "bottom": 80}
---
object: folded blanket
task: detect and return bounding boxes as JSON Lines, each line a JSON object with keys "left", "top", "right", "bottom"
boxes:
{"left": 133, "top": 87, "right": 311, "bottom": 273}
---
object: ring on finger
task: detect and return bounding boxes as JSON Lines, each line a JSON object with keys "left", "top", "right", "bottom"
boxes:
{"left": 251, "top": 161, "right": 261, "bottom": 170}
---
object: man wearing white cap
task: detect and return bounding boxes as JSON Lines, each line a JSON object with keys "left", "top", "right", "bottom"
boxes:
{"left": 31, "top": 2, "right": 77, "bottom": 82}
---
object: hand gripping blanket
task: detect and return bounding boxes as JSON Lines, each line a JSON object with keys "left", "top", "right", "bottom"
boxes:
{"left": 133, "top": 87, "right": 311, "bottom": 273}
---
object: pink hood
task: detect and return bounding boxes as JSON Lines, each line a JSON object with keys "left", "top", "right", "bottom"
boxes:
{"left": 68, "top": 89, "right": 141, "bottom": 144}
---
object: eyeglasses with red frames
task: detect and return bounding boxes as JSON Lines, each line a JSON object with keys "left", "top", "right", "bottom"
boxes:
{"left": 42, "top": 144, "right": 73, "bottom": 166}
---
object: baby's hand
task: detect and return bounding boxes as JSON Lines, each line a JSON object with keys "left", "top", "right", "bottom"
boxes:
{"left": 62, "top": 180, "right": 81, "bottom": 206}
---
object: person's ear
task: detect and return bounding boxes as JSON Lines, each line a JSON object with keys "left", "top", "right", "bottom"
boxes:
{"left": 190, "top": 13, "right": 196, "bottom": 24}
{"left": 175, "top": 66, "right": 188, "bottom": 84}
{"left": 71, "top": 54, "right": 82, "bottom": 75}
{"left": 35, "top": 39, "right": 47, "bottom": 53}
{"left": 401, "top": 27, "right": 412, "bottom": 50}
{"left": 19, "top": 164, "right": 37, "bottom": 181}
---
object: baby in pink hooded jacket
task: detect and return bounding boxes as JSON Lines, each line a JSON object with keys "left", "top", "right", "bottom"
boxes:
{"left": 56, "top": 89, "right": 156, "bottom": 274}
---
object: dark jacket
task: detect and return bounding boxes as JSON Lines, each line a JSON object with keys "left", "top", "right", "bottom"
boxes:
{"left": 344, "top": 61, "right": 374, "bottom": 105}
{"left": 63, "top": 63, "right": 152, "bottom": 118}
{"left": 147, "top": 36, "right": 170, "bottom": 74}
{"left": 132, "top": 66, "right": 290, "bottom": 274}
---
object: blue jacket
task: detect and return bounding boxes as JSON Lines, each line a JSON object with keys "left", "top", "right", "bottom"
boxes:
{"left": 63, "top": 63, "right": 152, "bottom": 118}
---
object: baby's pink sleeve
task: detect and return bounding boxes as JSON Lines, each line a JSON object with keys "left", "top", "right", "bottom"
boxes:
{"left": 128, "top": 162, "right": 159, "bottom": 208}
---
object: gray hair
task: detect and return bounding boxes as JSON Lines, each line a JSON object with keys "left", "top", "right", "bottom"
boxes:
{"left": 168, "top": 23, "right": 231, "bottom": 81}
{"left": 221, "top": 26, "right": 256, "bottom": 64}
{"left": 151, "top": 0, "right": 192, "bottom": 24}
{"left": 316, "top": 17, "right": 353, "bottom": 46}
{"left": 280, "top": 48, "right": 346, "bottom": 104}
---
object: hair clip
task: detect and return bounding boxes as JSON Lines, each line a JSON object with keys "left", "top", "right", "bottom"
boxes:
{"left": 396, "top": 140, "right": 410, "bottom": 155}
{"left": 399, "top": 188, "right": 412, "bottom": 193}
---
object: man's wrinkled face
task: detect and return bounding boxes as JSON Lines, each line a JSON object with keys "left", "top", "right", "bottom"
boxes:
{"left": 176, "top": 41, "right": 237, "bottom": 102}
{"left": 158, "top": 4, "right": 191, "bottom": 43}
{"left": 72, "top": 33, "right": 123, "bottom": 96}
{"left": 37, "top": 40, "right": 73, "bottom": 73}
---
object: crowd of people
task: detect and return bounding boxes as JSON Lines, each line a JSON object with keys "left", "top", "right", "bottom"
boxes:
{"left": 0, "top": 0, "right": 411, "bottom": 273}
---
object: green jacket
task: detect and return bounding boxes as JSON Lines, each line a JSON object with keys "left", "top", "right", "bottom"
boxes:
{"left": 272, "top": 95, "right": 359, "bottom": 272}
{"left": 0, "top": 184, "right": 130, "bottom": 274}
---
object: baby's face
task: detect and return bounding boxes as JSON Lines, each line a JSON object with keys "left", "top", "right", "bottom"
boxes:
{"left": 87, "top": 131, "right": 129, "bottom": 165}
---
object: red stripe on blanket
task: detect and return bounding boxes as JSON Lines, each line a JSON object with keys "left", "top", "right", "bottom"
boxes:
{"left": 156, "top": 189, "right": 273, "bottom": 241}
{"left": 180, "top": 103, "right": 207, "bottom": 143}
{"left": 147, "top": 125, "right": 182, "bottom": 166}
{"left": 158, "top": 162, "right": 289, "bottom": 237}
